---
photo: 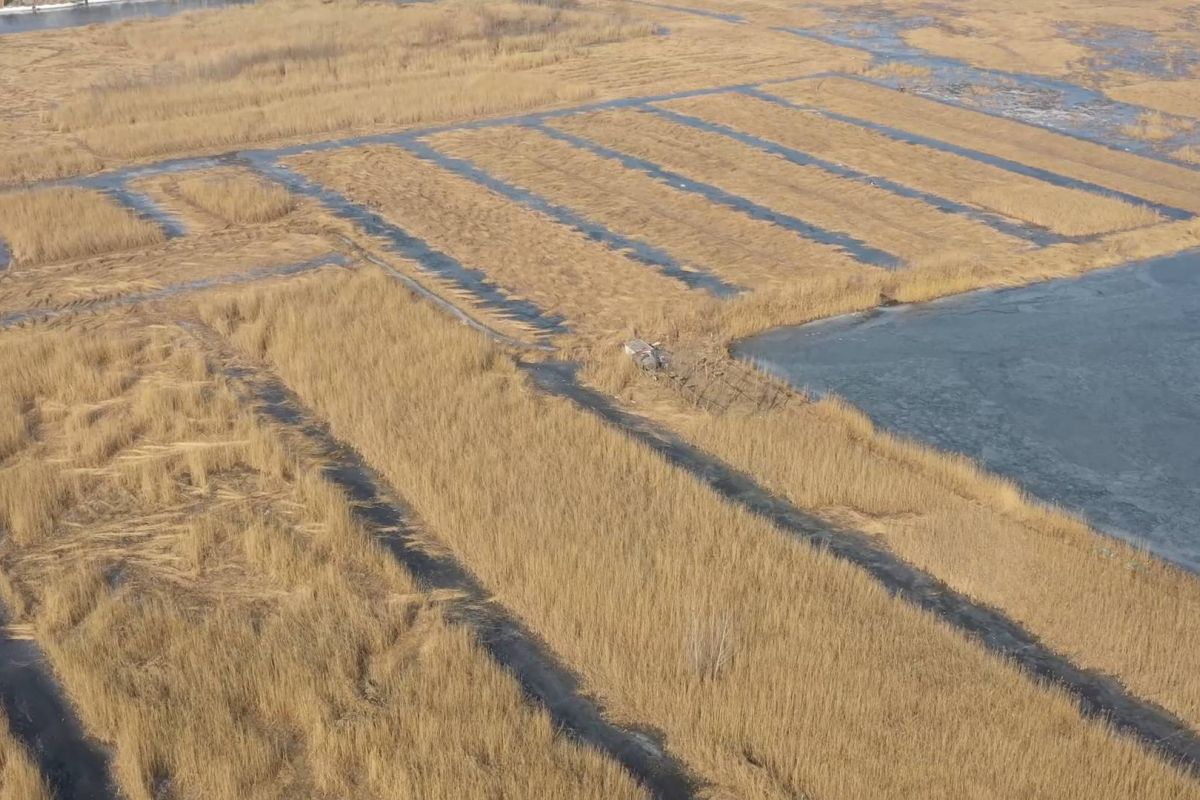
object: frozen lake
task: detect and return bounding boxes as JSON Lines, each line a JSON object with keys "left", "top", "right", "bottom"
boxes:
{"left": 738, "top": 250, "right": 1200, "bottom": 572}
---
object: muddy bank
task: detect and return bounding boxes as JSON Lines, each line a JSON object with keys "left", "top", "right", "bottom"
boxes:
{"left": 0, "top": 610, "right": 115, "bottom": 799}
{"left": 737, "top": 249, "right": 1200, "bottom": 573}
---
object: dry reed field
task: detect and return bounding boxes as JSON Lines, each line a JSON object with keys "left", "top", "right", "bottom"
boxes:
{"left": 287, "top": 145, "right": 704, "bottom": 336}
{"left": 0, "top": 314, "right": 647, "bottom": 800}
{"left": 432, "top": 125, "right": 883, "bottom": 289}
{"left": 557, "top": 105, "right": 1160, "bottom": 238}
{"left": 1, "top": 0, "right": 1200, "bottom": 795}
{"left": 195, "top": 268, "right": 1199, "bottom": 800}
{"left": 0, "top": 188, "right": 165, "bottom": 266}
{"left": 769, "top": 78, "right": 1200, "bottom": 215}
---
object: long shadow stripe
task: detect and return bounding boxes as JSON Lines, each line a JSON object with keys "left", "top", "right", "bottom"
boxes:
{"left": 0, "top": 607, "right": 117, "bottom": 800}
{"left": 646, "top": 102, "right": 1063, "bottom": 246}
{"left": 98, "top": 180, "right": 188, "bottom": 239}
{"left": 191, "top": 329, "right": 698, "bottom": 800}
{"left": 0, "top": 253, "right": 349, "bottom": 329}
{"left": 531, "top": 121, "right": 903, "bottom": 269}
{"left": 525, "top": 360, "right": 1200, "bottom": 776}
{"left": 745, "top": 87, "right": 1194, "bottom": 221}
{"left": 243, "top": 156, "right": 568, "bottom": 338}
{"left": 400, "top": 137, "right": 742, "bottom": 298}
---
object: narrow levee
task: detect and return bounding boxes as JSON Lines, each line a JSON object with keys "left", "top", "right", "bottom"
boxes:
{"left": 187, "top": 323, "right": 697, "bottom": 800}
{"left": 0, "top": 608, "right": 116, "bottom": 800}
{"left": 525, "top": 361, "right": 1200, "bottom": 775}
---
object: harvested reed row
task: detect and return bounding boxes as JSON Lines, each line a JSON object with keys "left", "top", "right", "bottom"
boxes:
{"left": 0, "top": 188, "right": 164, "bottom": 266}
{"left": 197, "top": 268, "right": 1199, "bottom": 800}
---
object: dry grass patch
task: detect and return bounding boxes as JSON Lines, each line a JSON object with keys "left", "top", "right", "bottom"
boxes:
{"left": 198, "top": 268, "right": 1200, "bottom": 799}
{"left": 289, "top": 144, "right": 701, "bottom": 337}
{"left": 1121, "top": 111, "right": 1196, "bottom": 142}
{"left": 0, "top": 317, "right": 646, "bottom": 800}
{"left": 0, "top": 710, "right": 51, "bottom": 800}
{"left": 0, "top": 188, "right": 164, "bottom": 266}
{"left": 168, "top": 169, "right": 296, "bottom": 226}
{"left": 655, "top": 94, "right": 1160, "bottom": 237}
{"left": 52, "top": 0, "right": 651, "bottom": 160}
{"left": 772, "top": 76, "right": 1200, "bottom": 214}
{"left": 599, "top": 374, "right": 1200, "bottom": 732}
{"left": 432, "top": 125, "right": 878, "bottom": 290}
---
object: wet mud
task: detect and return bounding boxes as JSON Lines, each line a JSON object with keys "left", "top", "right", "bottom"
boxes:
{"left": 0, "top": 607, "right": 116, "bottom": 800}
{"left": 189, "top": 325, "right": 698, "bottom": 800}
{"left": 525, "top": 360, "right": 1200, "bottom": 775}
{"left": 99, "top": 181, "right": 188, "bottom": 239}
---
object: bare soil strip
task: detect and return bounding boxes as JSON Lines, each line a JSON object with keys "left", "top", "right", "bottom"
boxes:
{"left": 0, "top": 608, "right": 115, "bottom": 800}
{"left": 525, "top": 361, "right": 1200, "bottom": 775}
{"left": 188, "top": 324, "right": 696, "bottom": 800}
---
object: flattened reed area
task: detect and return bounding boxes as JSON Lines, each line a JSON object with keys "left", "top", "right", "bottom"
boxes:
{"left": 0, "top": 317, "right": 646, "bottom": 800}
{"left": 0, "top": 187, "right": 164, "bottom": 266}
{"left": 198, "top": 267, "right": 1200, "bottom": 800}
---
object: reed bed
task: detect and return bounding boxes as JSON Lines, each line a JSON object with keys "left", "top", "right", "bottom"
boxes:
{"left": 0, "top": 188, "right": 164, "bottom": 266}
{"left": 288, "top": 145, "right": 702, "bottom": 337}
{"left": 1107, "top": 80, "right": 1200, "bottom": 120}
{"left": 171, "top": 170, "right": 297, "bottom": 225}
{"left": 611, "top": 97, "right": 1157, "bottom": 238}
{"left": 432, "top": 125, "right": 878, "bottom": 290}
{"left": 605, "top": 383, "right": 1200, "bottom": 732}
{"left": 198, "top": 268, "right": 1200, "bottom": 800}
{"left": 771, "top": 77, "right": 1200, "bottom": 214}
{"left": 0, "top": 317, "right": 645, "bottom": 800}
{"left": 0, "top": 711, "right": 51, "bottom": 800}
{"left": 52, "top": 0, "right": 653, "bottom": 160}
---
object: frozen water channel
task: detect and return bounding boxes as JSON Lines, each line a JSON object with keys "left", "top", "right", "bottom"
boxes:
{"left": 738, "top": 250, "right": 1200, "bottom": 572}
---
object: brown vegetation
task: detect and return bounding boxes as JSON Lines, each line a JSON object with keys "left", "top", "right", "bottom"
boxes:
{"left": 650, "top": 94, "right": 1160, "bottom": 237}
{"left": 0, "top": 316, "right": 646, "bottom": 800}
{"left": 288, "top": 145, "right": 702, "bottom": 337}
{"left": 169, "top": 170, "right": 297, "bottom": 225}
{"left": 197, "top": 267, "right": 1199, "bottom": 800}
{"left": 0, "top": 188, "right": 164, "bottom": 266}
{"left": 771, "top": 77, "right": 1200, "bottom": 214}
{"left": 52, "top": 0, "right": 652, "bottom": 161}
{"left": 432, "top": 125, "right": 878, "bottom": 290}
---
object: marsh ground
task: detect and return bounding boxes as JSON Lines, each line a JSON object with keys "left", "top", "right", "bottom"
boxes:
{"left": 0, "top": 1, "right": 1199, "bottom": 798}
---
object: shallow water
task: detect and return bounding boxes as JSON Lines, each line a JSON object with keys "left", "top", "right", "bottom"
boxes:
{"left": 0, "top": 0, "right": 248, "bottom": 35}
{"left": 737, "top": 249, "right": 1200, "bottom": 572}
